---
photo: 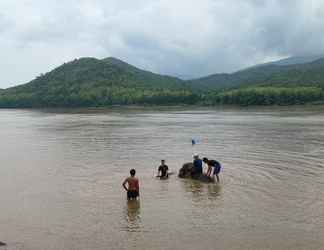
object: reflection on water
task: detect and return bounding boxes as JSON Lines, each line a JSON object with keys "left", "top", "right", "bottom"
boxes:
{"left": 125, "top": 200, "right": 141, "bottom": 232}
{"left": 181, "top": 179, "right": 222, "bottom": 205}
{"left": 0, "top": 106, "right": 324, "bottom": 250}
{"left": 207, "top": 183, "right": 222, "bottom": 198}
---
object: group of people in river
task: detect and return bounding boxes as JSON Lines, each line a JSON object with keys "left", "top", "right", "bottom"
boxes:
{"left": 122, "top": 154, "right": 222, "bottom": 200}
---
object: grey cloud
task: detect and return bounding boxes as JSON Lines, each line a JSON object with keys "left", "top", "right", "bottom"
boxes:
{"left": 1, "top": 0, "right": 324, "bottom": 87}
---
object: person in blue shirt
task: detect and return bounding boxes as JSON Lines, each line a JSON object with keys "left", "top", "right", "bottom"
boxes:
{"left": 191, "top": 153, "right": 203, "bottom": 177}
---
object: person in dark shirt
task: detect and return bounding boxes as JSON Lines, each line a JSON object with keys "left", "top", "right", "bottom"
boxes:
{"left": 203, "top": 157, "right": 221, "bottom": 182}
{"left": 192, "top": 154, "right": 203, "bottom": 177}
{"left": 158, "top": 160, "right": 169, "bottom": 179}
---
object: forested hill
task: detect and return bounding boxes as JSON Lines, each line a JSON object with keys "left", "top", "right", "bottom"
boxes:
{"left": 0, "top": 57, "right": 194, "bottom": 107}
{"left": 1, "top": 56, "right": 324, "bottom": 107}
{"left": 189, "top": 57, "right": 324, "bottom": 90}
{"left": 202, "top": 58, "right": 324, "bottom": 106}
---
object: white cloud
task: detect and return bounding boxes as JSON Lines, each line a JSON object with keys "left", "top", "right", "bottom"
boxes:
{"left": 1, "top": 0, "right": 324, "bottom": 87}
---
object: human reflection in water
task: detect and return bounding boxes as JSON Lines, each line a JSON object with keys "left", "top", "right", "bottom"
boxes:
{"left": 181, "top": 179, "right": 222, "bottom": 203}
{"left": 124, "top": 200, "right": 141, "bottom": 232}
{"left": 207, "top": 183, "right": 222, "bottom": 198}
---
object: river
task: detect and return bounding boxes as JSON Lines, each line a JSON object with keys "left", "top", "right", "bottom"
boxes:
{"left": 0, "top": 106, "right": 323, "bottom": 250}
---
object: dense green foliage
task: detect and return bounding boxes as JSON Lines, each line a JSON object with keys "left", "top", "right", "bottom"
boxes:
{"left": 0, "top": 57, "right": 194, "bottom": 107}
{"left": 189, "top": 58, "right": 324, "bottom": 90}
{"left": 1, "top": 56, "right": 324, "bottom": 107}
{"left": 204, "top": 86, "right": 324, "bottom": 106}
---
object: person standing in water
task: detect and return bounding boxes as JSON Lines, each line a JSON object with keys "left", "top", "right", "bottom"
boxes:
{"left": 158, "top": 159, "right": 169, "bottom": 179}
{"left": 158, "top": 160, "right": 169, "bottom": 179}
{"left": 192, "top": 153, "right": 203, "bottom": 177}
{"left": 202, "top": 157, "right": 221, "bottom": 182}
{"left": 122, "top": 169, "right": 140, "bottom": 200}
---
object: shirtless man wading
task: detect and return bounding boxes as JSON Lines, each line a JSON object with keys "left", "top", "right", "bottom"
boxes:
{"left": 122, "top": 169, "right": 140, "bottom": 200}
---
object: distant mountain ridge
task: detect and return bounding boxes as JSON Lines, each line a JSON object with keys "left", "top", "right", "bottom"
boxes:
{"left": 188, "top": 56, "right": 324, "bottom": 89}
{"left": 1, "top": 55, "right": 324, "bottom": 107}
{"left": 261, "top": 55, "right": 324, "bottom": 66}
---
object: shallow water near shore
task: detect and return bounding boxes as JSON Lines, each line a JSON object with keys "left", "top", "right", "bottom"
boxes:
{"left": 0, "top": 106, "right": 324, "bottom": 250}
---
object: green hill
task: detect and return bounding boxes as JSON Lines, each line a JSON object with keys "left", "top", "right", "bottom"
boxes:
{"left": 189, "top": 57, "right": 324, "bottom": 90}
{"left": 1, "top": 56, "right": 324, "bottom": 107}
{"left": 0, "top": 57, "right": 197, "bottom": 107}
{"left": 202, "top": 58, "right": 324, "bottom": 106}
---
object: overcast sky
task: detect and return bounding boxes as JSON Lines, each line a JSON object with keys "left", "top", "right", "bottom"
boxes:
{"left": 1, "top": 0, "right": 324, "bottom": 88}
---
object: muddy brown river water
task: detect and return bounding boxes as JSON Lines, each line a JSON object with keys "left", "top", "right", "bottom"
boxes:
{"left": 0, "top": 106, "right": 323, "bottom": 250}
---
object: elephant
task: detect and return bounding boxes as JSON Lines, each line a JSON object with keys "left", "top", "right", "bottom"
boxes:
{"left": 178, "top": 162, "right": 214, "bottom": 183}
